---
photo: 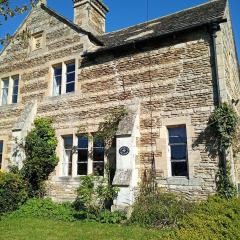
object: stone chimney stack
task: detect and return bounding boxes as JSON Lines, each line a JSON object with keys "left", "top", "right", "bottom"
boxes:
{"left": 37, "top": 0, "right": 47, "bottom": 6}
{"left": 73, "top": 0, "right": 109, "bottom": 35}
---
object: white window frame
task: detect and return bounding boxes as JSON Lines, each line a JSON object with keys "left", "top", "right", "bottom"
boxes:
{"left": 60, "top": 134, "right": 105, "bottom": 177}
{"left": 0, "top": 75, "right": 20, "bottom": 106}
{"left": 52, "top": 60, "right": 76, "bottom": 96}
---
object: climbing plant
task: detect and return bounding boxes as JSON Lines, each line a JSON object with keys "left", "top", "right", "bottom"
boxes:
{"left": 209, "top": 102, "right": 238, "bottom": 198}
{"left": 21, "top": 118, "right": 58, "bottom": 197}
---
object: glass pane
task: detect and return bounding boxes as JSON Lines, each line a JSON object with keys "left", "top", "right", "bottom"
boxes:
{"left": 168, "top": 127, "right": 187, "bottom": 144}
{"left": 93, "top": 162, "right": 104, "bottom": 176}
{"left": 66, "top": 82, "right": 75, "bottom": 93}
{"left": 63, "top": 136, "right": 73, "bottom": 150}
{"left": 13, "top": 79, "right": 19, "bottom": 87}
{"left": 78, "top": 163, "right": 87, "bottom": 176}
{"left": 54, "top": 67, "right": 62, "bottom": 76}
{"left": 93, "top": 137, "right": 104, "bottom": 148}
{"left": 93, "top": 148, "right": 104, "bottom": 162}
{"left": 13, "top": 86, "right": 18, "bottom": 95}
{"left": 63, "top": 149, "right": 72, "bottom": 176}
{"left": 78, "top": 136, "right": 88, "bottom": 149}
{"left": 3, "top": 79, "right": 9, "bottom": 88}
{"left": 170, "top": 145, "right": 187, "bottom": 160}
{"left": 0, "top": 142, "right": 3, "bottom": 153}
{"left": 66, "top": 72, "right": 75, "bottom": 83}
{"left": 67, "top": 63, "right": 75, "bottom": 73}
{"left": 171, "top": 162, "right": 188, "bottom": 177}
{"left": 78, "top": 149, "right": 88, "bottom": 162}
{"left": 12, "top": 94, "right": 18, "bottom": 104}
{"left": 2, "top": 88, "right": 8, "bottom": 105}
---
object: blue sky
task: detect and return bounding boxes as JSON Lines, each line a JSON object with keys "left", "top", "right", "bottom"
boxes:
{"left": 0, "top": 0, "right": 239, "bottom": 61}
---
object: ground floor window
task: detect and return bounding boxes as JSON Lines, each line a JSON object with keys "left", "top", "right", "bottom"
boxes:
{"left": 61, "top": 134, "right": 105, "bottom": 177}
{"left": 0, "top": 141, "right": 3, "bottom": 169}
{"left": 168, "top": 126, "right": 188, "bottom": 177}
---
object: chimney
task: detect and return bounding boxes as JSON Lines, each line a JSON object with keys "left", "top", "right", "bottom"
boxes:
{"left": 73, "top": 0, "right": 109, "bottom": 35}
{"left": 37, "top": 0, "right": 47, "bottom": 6}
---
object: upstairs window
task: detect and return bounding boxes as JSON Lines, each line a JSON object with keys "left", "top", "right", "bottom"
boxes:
{"left": 0, "top": 141, "right": 3, "bottom": 169}
{"left": 52, "top": 61, "right": 76, "bottom": 96}
{"left": 53, "top": 66, "right": 62, "bottom": 96}
{"left": 0, "top": 75, "right": 19, "bottom": 106}
{"left": 12, "top": 76, "right": 19, "bottom": 104}
{"left": 1, "top": 78, "right": 9, "bottom": 105}
{"left": 168, "top": 126, "right": 188, "bottom": 177}
{"left": 66, "top": 63, "right": 75, "bottom": 93}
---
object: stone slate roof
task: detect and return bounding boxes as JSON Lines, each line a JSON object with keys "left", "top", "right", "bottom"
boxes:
{"left": 90, "top": 0, "right": 227, "bottom": 54}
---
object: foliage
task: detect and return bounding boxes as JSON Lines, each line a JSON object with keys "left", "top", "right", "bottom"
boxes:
{"left": 7, "top": 198, "right": 76, "bottom": 222}
{"left": 175, "top": 196, "right": 240, "bottom": 240}
{"left": 95, "top": 106, "right": 127, "bottom": 150}
{"left": 209, "top": 103, "right": 238, "bottom": 198}
{"left": 209, "top": 102, "right": 238, "bottom": 151}
{"left": 0, "top": 171, "right": 27, "bottom": 215}
{"left": 130, "top": 170, "right": 191, "bottom": 228}
{"left": 21, "top": 118, "right": 58, "bottom": 197}
{"left": 74, "top": 165, "right": 119, "bottom": 218}
{"left": 96, "top": 210, "right": 127, "bottom": 224}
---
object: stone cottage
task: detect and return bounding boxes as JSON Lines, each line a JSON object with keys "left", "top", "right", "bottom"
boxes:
{"left": 0, "top": 0, "right": 239, "bottom": 207}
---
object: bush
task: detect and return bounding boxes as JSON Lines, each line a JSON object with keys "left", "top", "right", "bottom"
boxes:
{"left": 130, "top": 189, "right": 192, "bottom": 228}
{"left": 21, "top": 118, "right": 58, "bottom": 197}
{"left": 8, "top": 198, "right": 76, "bottom": 222}
{"left": 0, "top": 171, "right": 27, "bottom": 214}
{"left": 175, "top": 196, "right": 240, "bottom": 240}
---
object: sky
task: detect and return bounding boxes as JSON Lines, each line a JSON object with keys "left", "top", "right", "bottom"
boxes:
{"left": 0, "top": 0, "right": 239, "bottom": 60}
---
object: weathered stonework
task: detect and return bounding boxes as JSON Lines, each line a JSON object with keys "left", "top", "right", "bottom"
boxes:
{"left": 0, "top": 0, "right": 239, "bottom": 203}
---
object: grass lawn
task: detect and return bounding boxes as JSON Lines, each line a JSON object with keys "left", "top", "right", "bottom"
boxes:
{"left": 0, "top": 218, "right": 171, "bottom": 240}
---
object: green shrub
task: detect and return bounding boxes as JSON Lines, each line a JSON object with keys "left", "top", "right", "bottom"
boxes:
{"left": 21, "top": 118, "right": 58, "bottom": 197}
{"left": 130, "top": 189, "right": 192, "bottom": 228}
{"left": 0, "top": 171, "right": 27, "bottom": 214}
{"left": 175, "top": 196, "right": 240, "bottom": 240}
{"left": 94, "top": 210, "right": 127, "bottom": 224}
{"left": 8, "top": 198, "right": 76, "bottom": 222}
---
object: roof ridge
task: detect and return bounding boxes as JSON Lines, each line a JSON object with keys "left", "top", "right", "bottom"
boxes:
{"left": 101, "top": 0, "right": 226, "bottom": 37}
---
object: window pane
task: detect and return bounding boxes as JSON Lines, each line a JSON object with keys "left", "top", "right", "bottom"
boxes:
{"left": 2, "top": 79, "right": 9, "bottom": 105}
{"left": 78, "top": 136, "right": 88, "bottom": 149}
{"left": 93, "top": 162, "right": 104, "bottom": 176}
{"left": 66, "top": 82, "right": 75, "bottom": 93}
{"left": 171, "top": 162, "right": 188, "bottom": 177}
{"left": 12, "top": 95, "right": 18, "bottom": 104}
{"left": 78, "top": 149, "right": 88, "bottom": 162}
{"left": 54, "top": 67, "right": 62, "bottom": 76}
{"left": 66, "top": 72, "right": 75, "bottom": 83}
{"left": 93, "top": 137, "right": 104, "bottom": 148}
{"left": 67, "top": 63, "right": 75, "bottom": 73}
{"left": 62, "top": 136, "right": 73, "bottom": 176}
{"left": 53, "top": 67, "right": 62, "bottom": 96}
{"left": 168, "top": 127, "right": 187, "bottom": 144}
{"left": 93, "top": 148, "right": 104, "bottom": 162}
{"left": 170, "top": 145, "right": 187, "bottom": 160}
{"left": 78, "top": 163, "right": 88, "bottom": 176}
{"left": 0, "top": 141, "right": 3, "bottom": 169}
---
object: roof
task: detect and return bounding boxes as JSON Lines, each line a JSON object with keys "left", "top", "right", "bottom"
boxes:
{"left": 86, "top": 0, "right": 227, "bottom": 56}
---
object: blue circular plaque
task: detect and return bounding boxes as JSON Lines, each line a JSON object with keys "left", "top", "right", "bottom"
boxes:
{"left": 119, "top": 146, "right": 130, "bottom": 156}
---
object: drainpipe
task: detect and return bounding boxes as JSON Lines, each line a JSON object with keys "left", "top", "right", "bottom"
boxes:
{"left": 209, "top": 22, "right": 227, "bottom": 178}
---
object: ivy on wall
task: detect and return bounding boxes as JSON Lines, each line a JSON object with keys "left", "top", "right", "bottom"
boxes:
{"left": 209, "top": 102, "right": 239, "bottom": 198}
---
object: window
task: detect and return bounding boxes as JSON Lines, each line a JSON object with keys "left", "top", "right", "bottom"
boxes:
{"left": 62, "top": 136, "right": 73, "bottom": 176}
{"left": 1, "top": 78, "right": 9, "bottom": 105}
{"left": 168, "top": 126, "right": 188, "bottom": 177}
{"left": 60, "top": 134, "right": 105, "bottom": 177}
{"left": 66, "top": 63, "right": 75, "bottom": 93}
{"left": 93, "top": 137, "right": 104, "bottom": 176}
{"left": 77, "top": 136, "right": 88, "bottom": 175}
{"left": 0, "top": 75, "right": 19, "bottom": 105}
{"left": 12, "top": 76, "right": 19, "bottom": 104}
{"left": 52, "top": 61, "right": 76, "bottom": 96}
{"left": 0, "top": 141, "right": 3, "bottom": 169}
{"left": 53, "top": 66, "right": 62, "bottom": 96}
